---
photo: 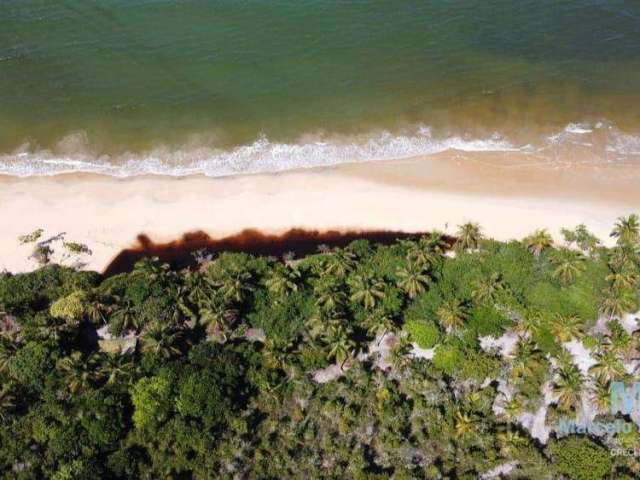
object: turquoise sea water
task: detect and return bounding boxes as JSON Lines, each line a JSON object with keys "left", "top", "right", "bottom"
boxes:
{"left": 1, "top": 0, "right": 639, "bottom": 176}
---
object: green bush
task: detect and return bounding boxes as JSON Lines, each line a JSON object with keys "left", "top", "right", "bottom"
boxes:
{"left": 547, "top": 437, "right": 612, "bottom": 480}
{"left": 50, "top": 290, "right": 86, "bottom": 321}
{"left": 432, "top": 345, "right": 463, "bottom": 376}
{"left": 467, "top": 304, "right": 510, "bottom": 337}
{"left": 405, "top": 320, "right": 440, "bottom": 348}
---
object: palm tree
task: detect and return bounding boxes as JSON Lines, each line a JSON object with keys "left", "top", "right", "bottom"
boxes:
{"left": 0, "top": 336, "right": 17, "bottom": 373}
{"left": 179, "top": 271, "right": 215, "bottom": 314}
{"left": 608, "top": 245, "right": 640, "bottom": 272}
{"left": 425, "top": 231, "right": 449, "bottom": 254}
{"left": 553, "top": 363, "right": 585, "bottom": 412}
{"left": 216, "top": 270, "right": 253, "bottom": 304}
{"left": 591, "top": 378, "right": 612, "bottom": 416}
{"left": 349, "top": 274, "right": 386, "bottom": 310}
{"left": 405, "top": 233, "right": 446, "bottom": 267}
{"left": 264, "top": 265, "right": 301, "bottom": 297}
{"left": 200, "top": 304, "right": 238, "bottom": 342}
{"left": 550, "top": 314, "right": 584, "bottom": 343}
{"left": 549, "top": 249, "right": 586, "bottom": 284}
{"left": 502, "top": 397, "right": 524, "bottom": 422}
{"left": 57, "top": 352, "right": 98, "bottom": 394}
{"left": 99, "top": 352, "right": 135, "bottom": 385}
{"left": 511, "top": 338, "right": 544, "bottom": 380}
{"left": 524, "top": 229, "right": 553, "bottom": 257}
{"left": 471, "top": 273, "right": 505, "bottom": 305}
{"left": 327, "top": 325, "right": 355, "bottom": 368}
{"left": 610, "top": 214, "right": 640, "bottom": 247}
{"left": 436, "top": 299, "right": 466, "bottom": 332}
{"left": 516, "top": 311, "right": 545, "bottom": 339}
{"left": 364, "top": 314, "right": 395, "bottom": 345}
{"left": 455, "top": 222, "right": 482, "bottom": 251}
{"left": 111, "top": 299, "right": 140, "bottom": 334}
{"left": 314, "top": 283, "right": 347, "bottom": 313}
{"left": 605, "top": 271, "right": 638, "bottom": 292}
{"left": 141, "top": 322, "right": 184, "bottom": 358}
{"left": 84, "top": 295, "right": 109, "bottom": 325}
{"left": 599, "top": 288, "right": 636, "bottom": 319}
{"left": 396, "top": 262, "right": 430, "bottom": 299}
{"left": 0, "top": 384, "right": 14, "bottom": 421}
{"left": 454, "top": 410, "right": 474, "bottom": 439}
{"left": 322, "top": 249, "right": 356, "bottom": 279}
{"left": 589, "top": 350, "right": 625, "bottom": 384}
{"left": 497, "top": 429, "right": 527, "bottom": 457}
{"left": 389, "top": 336, "right": 412, "bottom": 371}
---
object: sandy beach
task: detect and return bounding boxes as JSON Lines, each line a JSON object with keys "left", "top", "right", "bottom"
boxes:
{"left": 1, "top": 152, "right": 638, "bottom": 274}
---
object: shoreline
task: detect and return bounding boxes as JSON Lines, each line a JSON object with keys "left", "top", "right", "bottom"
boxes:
{"left": 1, "top": 152, "right": 637, "bottom": 274}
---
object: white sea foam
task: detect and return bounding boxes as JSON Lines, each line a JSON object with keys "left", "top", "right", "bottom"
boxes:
{"left": 0, "top": 123, "right": 638, "bottom": 177}
{"left": 0, "top": 127, "right": 517, "bottom": 177}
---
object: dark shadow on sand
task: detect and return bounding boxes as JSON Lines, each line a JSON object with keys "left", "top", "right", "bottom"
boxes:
{"left": 103, "top": 228, "right": 450, "bottom": 277}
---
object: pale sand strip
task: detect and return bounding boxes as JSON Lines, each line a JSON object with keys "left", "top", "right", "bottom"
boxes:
{"left": 0, "top": 153, "right": 637, "bottom": 274}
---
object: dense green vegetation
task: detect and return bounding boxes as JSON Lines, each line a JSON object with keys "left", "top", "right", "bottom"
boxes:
{"left": 1, "top": 216, "right": 640, "bottom": 478}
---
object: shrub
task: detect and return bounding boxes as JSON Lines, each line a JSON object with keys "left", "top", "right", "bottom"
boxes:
{"left": 467, "top": 305, "right": 510, "bottom": 337}
{"left": 50, "top": 290, "right": 86, "bottom": 321}
{"left": 8, "top": 341, "right": 56, "bottom": 392}
{"left": 131, "top": 369, "right": 176, "bottom": 432}
{"left": 432, "top": 345, "right": 463, "bottom": 376}
{"left": 405, "top": 320, "right": 440, "bottom": 349}
{"left": 547, "top": 437, "right": 612, "bottom": 480}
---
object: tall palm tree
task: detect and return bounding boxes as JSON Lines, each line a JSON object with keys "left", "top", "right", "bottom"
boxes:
{"left": 314, "top": 283, "right": 347, "bottom": 313}
{"left": 549, "top": 249, "right": 586, "bottom": 284}
{"left": 216, "top": 270, "right": 253, "bottom": 304}
{"left": 405, "top": 233, "right": 447, "bottom": 267}
{"left": 111, "top": 299, "right": 140, "bottom": 334}
{"left": 436, "top": 299, "right": 466, "bottom": 332}
{"left": 497, "top": 429, "right": 528, "bottom": 457}
{"left": 516, "top": 311, "right": 545, "bottom": 339}
{"left": 589, "top": 350, "right": 625, "bottom": 384}
{"left": 327, "top": 325, "right": 355, "bottom": 368}
{"left": 608, "top": 245, "right": 640, "bottom": 273}
{"left": 141, "top": 322, "right": 184, "bottom": 358}
{"left": 264, "top": 266, "right": 301, "bottom": 297}
{"left": 605, "top": 271, "right": 638, "bottom": 292}
{"left": 550, "top": 314, "right": 584, "bottom": 343}
{"left": 471, "top": 273, "right": 505, "bottom": 305}
{"left": 0, "top": 336, "right": 17, "bottom": 373}
{"left": 349, "top": 274, "right": 386, "bottom": 310}
{"left": 99, "top": 352, "right": 135, "bottom": 386}
{"left": 322, "top": 249, "right": 356, "bottom": 279}
{"left": 364, "top": 314, "right": 395, "bottom": 345}
{"left": 56, "top": 352, "right": 98, "bottom": 394}
{"left": 524, "top": 229, "right": 553, "bottom": 257}
{"left": 389, "top": 336, "right": 412, "bottom": 371}
{"left": 455, "top": 222, "right": 482, "bottom": 251}
{"left": 200, "top": 304, "right": 238, "bottom": 342}
{"left": 599, "top": 288, "right": 636, "bottom": 319}
{"left": 610, "top": 214, "right": 640, "bottom": 247}
{"left": 511, "top": 338, "right": 544, "bottom": 380}
{"left": 0, "top": 384, "right": 14, "bottom": 421}
{"left": 453, "top": 410, "right": 474, "bottom": 439}
{"left": 591, "top": 378, "right": 612, "bottom": 416}
{"left": 553, "top": 363, "right": 585, "bottom": 413}
{"left": 396, "top": 262, "right": 430, "bottom": 299}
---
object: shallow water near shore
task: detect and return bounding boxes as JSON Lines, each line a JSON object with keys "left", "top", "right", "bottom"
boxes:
{"left": 2, "top": 0, "right": 640, "bottom": 176}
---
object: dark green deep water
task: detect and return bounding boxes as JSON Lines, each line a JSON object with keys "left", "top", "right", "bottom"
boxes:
{"left": 1, "top": 0, "right": 639, "bottom": 176}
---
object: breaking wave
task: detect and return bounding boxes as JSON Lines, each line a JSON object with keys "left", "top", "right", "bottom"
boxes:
{"left": 0, "top": 123, "right": 638, "bottom": 177}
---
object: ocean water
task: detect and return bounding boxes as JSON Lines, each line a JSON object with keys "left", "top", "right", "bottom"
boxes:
{"left": 1, "top": 0, "right": 639, "bottom": 176}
